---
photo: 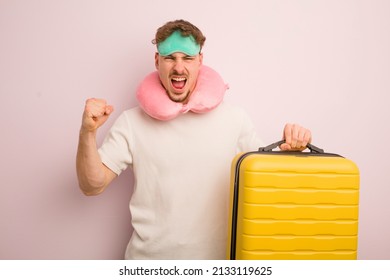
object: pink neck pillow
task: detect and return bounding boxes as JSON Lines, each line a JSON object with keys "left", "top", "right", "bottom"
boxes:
{"left": 136, "top": 65, "right": 228, "bottom": 121}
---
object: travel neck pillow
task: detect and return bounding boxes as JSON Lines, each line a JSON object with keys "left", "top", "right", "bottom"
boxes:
{"left": 136, "top": 65, "right": 228, "bottom": 121}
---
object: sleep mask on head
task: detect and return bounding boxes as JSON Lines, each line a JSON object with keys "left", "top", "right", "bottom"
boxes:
{"left": 157, "top": 30, "right": 201, "bottom": 56}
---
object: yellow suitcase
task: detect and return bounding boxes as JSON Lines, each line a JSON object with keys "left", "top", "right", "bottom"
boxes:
{"left": 227, "top": 140, "right": 360, "bottom": 260}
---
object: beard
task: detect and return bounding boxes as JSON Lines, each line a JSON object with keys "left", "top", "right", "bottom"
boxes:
{"left": 166, "top": 89, "right": 192, "bottom": 103}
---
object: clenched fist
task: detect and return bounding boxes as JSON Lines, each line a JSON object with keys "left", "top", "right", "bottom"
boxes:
{"left": 81, "top": 98, "right": 114, "bottom": 132}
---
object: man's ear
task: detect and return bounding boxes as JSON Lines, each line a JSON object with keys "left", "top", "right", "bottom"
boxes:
{"left": 199, "top": 53, "right": 203, "bottom": 65}
{"left": 154, "top": 52, "right": 159, "bottom": 69}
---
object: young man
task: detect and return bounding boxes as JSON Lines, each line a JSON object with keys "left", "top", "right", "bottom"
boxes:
{"left": 76, "top": 19, "right": 311, "bottom": 259}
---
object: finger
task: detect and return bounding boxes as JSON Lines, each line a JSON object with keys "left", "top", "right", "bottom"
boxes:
{"left": 295, "top": 127, "right": 306, "bottom": 149}
{"left": 105, "top": 105, "right": 114, "bottom": 115}
{"left": 280, "top": 143, "right": 291, "bottom": 151}
{"left": 295, "top": 127, "right": 312, "bottom": 149}
{"left": 290, "top": 124, "right": 299, "bottom": 148}
{"left": 301, "top": 129, "right": 312, "bottom": 148}
{"left": 283, "top": 123, "right": 292, "bottom": 145}
{"left": 85, "top": 98, "right": 107, "bottom": 118}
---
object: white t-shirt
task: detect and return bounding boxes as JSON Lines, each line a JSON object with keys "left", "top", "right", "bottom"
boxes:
{"left": 98, "top": 102, "right": 263, "bottom": 259}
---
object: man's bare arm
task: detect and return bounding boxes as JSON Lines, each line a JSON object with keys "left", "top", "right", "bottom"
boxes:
{"left": 76, "top": 98, "right": 116, "bottom": 195}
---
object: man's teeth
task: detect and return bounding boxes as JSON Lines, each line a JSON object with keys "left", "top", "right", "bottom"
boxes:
{"left": 172, "top": 77, "right": 186, "bottom": 81}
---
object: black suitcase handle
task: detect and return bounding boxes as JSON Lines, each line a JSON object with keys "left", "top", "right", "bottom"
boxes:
{"left": 259, "top": 140, "right": 324, "bottom": 153}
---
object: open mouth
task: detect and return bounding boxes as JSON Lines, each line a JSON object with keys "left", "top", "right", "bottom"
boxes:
{"left": 171, "top": 77, "right": 187, "bottom": 90}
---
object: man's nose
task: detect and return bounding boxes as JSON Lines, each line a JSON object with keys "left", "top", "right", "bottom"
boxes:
{"left": 173, "top": 59, "right": 185, "bottom": 74}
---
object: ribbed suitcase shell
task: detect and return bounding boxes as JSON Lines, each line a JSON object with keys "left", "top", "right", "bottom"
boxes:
{"left": 227, "top": 147, "right": 360, "bottom": 260}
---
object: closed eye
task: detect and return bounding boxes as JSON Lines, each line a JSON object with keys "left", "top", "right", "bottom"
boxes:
{"left": 163, "top": 55, "right": 174, "bottom": 60}
{"left": 184, "top": 55, "right": 196, "bottom": 61}
{"left": 162, "top": 55, "right": 196, "bottom": 61}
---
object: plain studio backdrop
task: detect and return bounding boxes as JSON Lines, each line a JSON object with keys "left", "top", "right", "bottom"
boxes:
{"left": 1, "top": 0, "right": 389, "bottom": 259}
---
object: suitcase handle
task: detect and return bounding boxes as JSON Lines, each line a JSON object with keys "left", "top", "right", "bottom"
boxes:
{"left": 259, "top": 140, "right": 324, "bottom": 153}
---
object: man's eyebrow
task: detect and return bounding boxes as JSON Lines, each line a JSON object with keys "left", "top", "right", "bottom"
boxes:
{"left": 182, "top": 55, "right": 197, "bottom": 60}
{"left": 162, "top": 54, "right": 195, "bottom": 59}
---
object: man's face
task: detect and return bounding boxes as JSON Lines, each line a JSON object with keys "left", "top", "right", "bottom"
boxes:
{"left": 155, "top": 52, "right": 203, "bottom": 103}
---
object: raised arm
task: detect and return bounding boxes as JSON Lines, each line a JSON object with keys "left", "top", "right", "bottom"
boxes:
{"left": 76, "top": 98, "right": 117, "bottom": 196}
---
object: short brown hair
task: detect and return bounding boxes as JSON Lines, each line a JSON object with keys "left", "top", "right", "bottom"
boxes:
{"left": 152, "top": 19, "right": 206, "bottom": 49}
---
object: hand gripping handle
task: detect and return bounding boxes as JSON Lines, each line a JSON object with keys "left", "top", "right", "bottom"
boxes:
{"left": 259, "top": 140, "right": 324, "bottom": 153}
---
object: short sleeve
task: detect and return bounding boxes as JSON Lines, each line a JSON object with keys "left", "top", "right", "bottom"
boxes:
{"left": 98, "top": 112, "right": 133, "bottom": 175}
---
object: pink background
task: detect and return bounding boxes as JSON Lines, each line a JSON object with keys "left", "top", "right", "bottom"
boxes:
{"left": 1, "top": 0, "right": 389, "bottom": 259}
